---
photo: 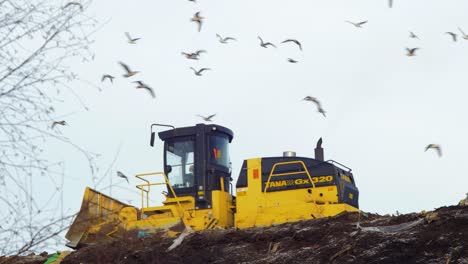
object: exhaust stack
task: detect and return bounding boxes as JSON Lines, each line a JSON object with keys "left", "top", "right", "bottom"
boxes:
{"left": 315, "top": 138, "right": 324, "bottom": 161}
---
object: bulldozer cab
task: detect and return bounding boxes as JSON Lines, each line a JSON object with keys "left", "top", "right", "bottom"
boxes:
{"left": 66, "top": 124, "right": 235, "bottom": 248}
{"left": 158, "top": 123, "right": 234, "bottom": 209}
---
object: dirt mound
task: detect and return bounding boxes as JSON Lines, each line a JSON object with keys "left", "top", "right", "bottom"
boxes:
{"left": 0, "top": 252, "right": 49, "bottom": 264}
{"left": 57, "top": 205, "right": 468, "bottom": 264}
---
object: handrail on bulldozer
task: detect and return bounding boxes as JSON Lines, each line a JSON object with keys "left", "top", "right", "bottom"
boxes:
{"left": 263, "top": 160, "right": 319, "bottom": 216}
{"left": 135, "top": 172, "right": 184, "bottom": 216}
{"left": 263, "top": 160, "right": 317, "bottom": 193}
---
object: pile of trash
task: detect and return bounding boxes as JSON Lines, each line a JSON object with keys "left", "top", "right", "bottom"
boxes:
{"left": 0, "top": 251, "right": 70, "bottom": 264}
{"left": 2, "top": 203, "right": 467, "bottom": 264}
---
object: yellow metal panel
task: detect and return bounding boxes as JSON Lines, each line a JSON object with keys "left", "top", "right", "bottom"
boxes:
{"left": 235, "top": 159, "right": 358, "bottom": 229}
{"left": 211, "top": 190, "right": 234, "bottom": 228}
{"left": 184, "top": 209, "right": 207, "bottom": 230}
{"left": 126, "top": 217, "right": 182, "bottom": 232}
{"left": 125, "top": 191, "right": 230, "bottom": 232}
{"left": 235, "top": 158, "right": 262, "bottom": 228}
{"left": 253, "top": 203, "right": 358, "bottom": 227}
{"left": 120, "top": 207, "right": 138, "bottom": 222}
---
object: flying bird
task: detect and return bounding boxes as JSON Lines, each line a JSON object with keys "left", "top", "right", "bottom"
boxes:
{"left": 181, "top": 50, "right": 206, "bottom": 60}
{"left": 457, "top": 27, "right": 468, "bottom": 40}
{"left": 216, "top": 34, "right": 237, "bottom": 44}
{"left": 101, "top": 74, "right": 115, "bottom": 83}
{"left": 134, "top": 81, "right": 155, "bottom": 98}
{"left": 406, "top": 48, "right": 419, "bottom": 56}
{"left": 258, "top": 36, "right": 276, "bottom": 48}
{"left": 51, "top": 120, "right": 67, "bottom": 128}
{"left": 287, "top": 58, "right": 298, "bottom": 63}
{"left": 303, "top": 96, "right": 326, "bottom": 117}
{"left": 181, "top": 52, "right": 197, "bottom": 60}
{"left": 191, "top": 12, "right": 204, "bottom": 32}
{"left": 281, "top": 39, "right": 302, "bottom": 51}
{"left": 303, "top": 96, "right": 320, "bottom": 104}
{"left": 190, "top": 67, "right": 210, "bottom": 76}
{"left": 117, "top": 171, "right": 129, "bottom": 183}
{"left": 409, "top": 31, "right": 419, "bottom": 39}
{"left": 425, "top": 144, "right": 442, "bottom": 157}
{"left": 63, "top": 2, "right": 83, "bottom": 11}
{"left": 445, "top": 32, "right": 457, "bottom": 42}
{"left": 197, "top": 114, "right": 216, "bottom": 122}
{"left": 118, "top": 61, "right": 139, "bottom": 78}
{"left": 125, "top": 32, "right": 140, "bottom": 44}
{"left": 345, "top": 20, "right": 368, "bottom": 28}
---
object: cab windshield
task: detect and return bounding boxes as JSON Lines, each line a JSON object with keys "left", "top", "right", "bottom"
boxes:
{"left": 166, "top": 139, "right": 195, "bottom": 189}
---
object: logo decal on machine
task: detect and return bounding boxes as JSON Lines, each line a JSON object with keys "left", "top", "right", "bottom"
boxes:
{"left": 266, "top": 176, "right": 333, "bottom": 188}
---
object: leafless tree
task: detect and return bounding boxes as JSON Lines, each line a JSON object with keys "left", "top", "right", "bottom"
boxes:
{"left": 0, "top": 0, "right": 99, "bottom": 256}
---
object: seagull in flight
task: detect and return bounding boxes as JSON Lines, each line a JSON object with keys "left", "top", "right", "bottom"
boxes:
{"left": 51, "top": 120, "right": 67, "bottom": 128}
{"left": 303, "top": 96, "right": 326, "bottom": 117}
{"left": 216, "top": 34, "right": 237, "bottom": 44}
{"left": 457, "top": 27, "right": 468, "bottom": 40}
{"left": 101, "top": 74, "right": 115, "bottom": 83}
{"left": 197, "top": 114, "right": 216, "bottom": 122}
{"left": 118, "top": 61, "right": 139, "bottom": 78}
{"left": 134, "top": 81, "right": 155, "bottom": 98}
{"left": 181, "top": 50, "right": 206, "bottom": 60}
{"left": 346, "top": 20, "right": 368, "bottom": 28}
{"left": 287, "top": 58, "right": 298, "bottom": 63}
{"left": 63, "top": 2, "right": 83, "bottom": 11}
{"left": 191, "top": 12, "right": 204, "bottom": 32}
{"left": 406, "top": 48, "right": 419, "bottom": 56}
{"left": 258, "top": 36, "right": 276, "bottom": 48}
{"left": 303, "top": 96, "right": 320, "bottom": 104}
{"left": 409, "top": 32, "right": 419, "bottom": 39}
{"left": 117, "top": 171, "right": 129, "bottom": 183}
{"left": 125, "top": 32, "right": 141, "bottom": 44}
{"left": 190, "top": 67, "right": 210, "bottom": 76}
{"left": 425, "top": 144, "right": 442, "bottom": 157}
{"left": 446, "top": 32, "right": 457, "bottom": 42}
{"left": 281, "top": 39, "right": 302, "bottom": 51}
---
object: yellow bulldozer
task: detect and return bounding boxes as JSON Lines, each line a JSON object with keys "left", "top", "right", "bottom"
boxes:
{"left": 66, "top": 123, "right": 359, "bottom": 248}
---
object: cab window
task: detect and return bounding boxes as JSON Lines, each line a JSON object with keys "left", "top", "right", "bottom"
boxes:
{"left": 209, "top": 135, "right": 230, "bottom": 168}
{"left": 166, "top": 139, "right": 195, "bottom": 189}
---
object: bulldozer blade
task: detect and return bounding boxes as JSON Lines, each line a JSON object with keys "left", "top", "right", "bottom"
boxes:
{"left": 65, "top": 187, "right": 134, "bottom": 248}
{"left": 66, "top": 230, "right": 84, "bottom": 249}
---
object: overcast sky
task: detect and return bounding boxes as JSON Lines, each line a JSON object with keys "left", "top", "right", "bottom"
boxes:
{"left": 34, "top": 0, "right": 468, "bottom": 223}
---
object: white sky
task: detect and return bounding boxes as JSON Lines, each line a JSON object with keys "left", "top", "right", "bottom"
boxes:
{"left": 43, "top": 0, "right": 468, "bottom": 219}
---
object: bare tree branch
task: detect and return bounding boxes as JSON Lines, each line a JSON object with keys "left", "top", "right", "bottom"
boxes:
{"left": 0, "top": 0, "right": 99, "bottom": 256}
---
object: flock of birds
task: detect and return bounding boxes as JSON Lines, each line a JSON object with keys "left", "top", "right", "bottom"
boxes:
{"left": 337, "top": 1, "right": 468, "bottom": 158}
{"left": 344, "top": 19, "right": 468, "bottom": 56}
{"left": 53, "top": 0, "right": 447, "bottom": 184}
{"left": 97, "top": 7, "right": 310, "bottom": 121}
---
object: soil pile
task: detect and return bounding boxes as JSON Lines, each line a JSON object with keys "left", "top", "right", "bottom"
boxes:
{"left": 3, "top": 205, "right": 467, "bottom": 264}
{"left": 59, "top": 205, "right": 468, "bottom": 264}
